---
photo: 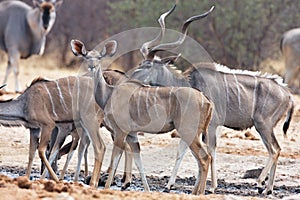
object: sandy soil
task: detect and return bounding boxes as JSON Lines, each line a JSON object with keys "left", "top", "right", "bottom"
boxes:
{"left": 0, "top": 60, "right": 299, "bottom": 200}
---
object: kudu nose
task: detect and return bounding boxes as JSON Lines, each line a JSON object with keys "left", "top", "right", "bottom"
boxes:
{"left": 88, "top": 66, "right": 96, "bottom": 72}
{"left": 43, "top": 24, "right": 49, "bottom": 30}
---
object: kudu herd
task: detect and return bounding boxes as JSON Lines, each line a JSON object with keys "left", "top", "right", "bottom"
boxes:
{"left": 0, "top": 2, "right": 296, "bottom": 197}
{"left": 0, "top": 0, "right": 63, "bottom": 92}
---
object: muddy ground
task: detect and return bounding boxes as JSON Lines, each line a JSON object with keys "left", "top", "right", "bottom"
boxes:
{"left": 0, "top": 63, "right": 299, "bottom": 200}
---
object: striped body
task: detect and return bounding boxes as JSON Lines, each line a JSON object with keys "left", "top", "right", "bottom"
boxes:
{"left": 130, "top": 60, "right": 294, "bottom": 194}
{"left": 105, "top": 82, "right": 211, "bottom": 136}
{"left": 71, "top": 38, "right": 214, "bottom": 194}
{"left": 188, "top": 64, "right": 292, "bottom": 131}
{"left": 94, "top": 71, "right": 213, "bottom": 195}
{"left": 0, "top": 75, "right": 101, "bottom": 182}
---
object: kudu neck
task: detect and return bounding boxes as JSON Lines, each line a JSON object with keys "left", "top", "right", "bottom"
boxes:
{"left": 93, "top": 68, "right": 114, "bottom": 109}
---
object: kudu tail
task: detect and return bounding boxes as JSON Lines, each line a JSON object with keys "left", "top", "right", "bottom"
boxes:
{"left": 283, "top": 95, "right": 294, "bottom": 137}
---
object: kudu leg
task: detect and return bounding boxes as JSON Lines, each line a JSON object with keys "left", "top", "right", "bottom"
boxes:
{"left": 121, "top": 143, "right": 133, "bottom": 190}
{"left": 166, "top": 139, "right": 188, "bottom": 190}
{"left": 25, "top": 128, "right": 40, "bottom": 178}
{"left": 73, "top": 133, "right": 89, "bottom": 182}
{"left": 207, "top": 125, "right": 219, "bottom": 193}
{"left": 104, "top": 137, "right": 125, "bottom": 189}
{"left": 255, "top": 123, "right": 281, "bottom": 194}
{"left": 188, "top": 135, "right": 210, "bottom": 195}
{"left": 5, "top": 52, "right": 21, "bottom": 92}
{"left": 60, "top": 133, "right": 79, "bottom": 181}
{"left": 84, "top": 138, "right": 90, "bottom": 177}
{"left": 126, "top": 134, "right": 150, "bottom": 192}
{"left": 81, "top": 124, "right": 105, "bottom": 187}
{"left": 38, "top": 125, "right": 59, "bottom": 182}
{"left": 41, "top": 129, "right": 67, "bottom": 179}
{"left": 166, "top": 127, "right": 218, "bottom": 193}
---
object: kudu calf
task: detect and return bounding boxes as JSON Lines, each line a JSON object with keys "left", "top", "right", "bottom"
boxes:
{"left": 71, "top": 38, "right": 214, "bottom": 195}
{"left": 129, "top": 10, "right": 294, "bottom": 194}
{"left": 0, "top": 0, "right": 63, "bottom": 92}
{"left": 0, "top": 75, "right": 104, "bottom": 185}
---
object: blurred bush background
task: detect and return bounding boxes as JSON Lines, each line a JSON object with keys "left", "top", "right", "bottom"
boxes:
{"left": 1, "top": 0, "right": 300, "bottom": 73}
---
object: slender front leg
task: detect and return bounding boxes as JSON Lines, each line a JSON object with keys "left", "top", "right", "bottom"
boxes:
{"left": 5, "top": 51, "right": 21, "bottom": 92}
{"left": 126, "top": 133, "right": 150, "bottom": 192}
{"left": 81, "top": 123, "right": 105, "bottom": 187}
{"left": 26, "top": 128, "right": 40, "bottom": 178}
{"left": 73, "top": 132, "right": 89, "bottom": 182}
{"left": 105, "top": 131, "right": 127, "bottom": 189}
{"left": 121, "top": 143, "right": 133, "bottom": 190}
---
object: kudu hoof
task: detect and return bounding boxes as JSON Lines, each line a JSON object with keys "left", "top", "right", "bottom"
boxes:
{"left": 162, "top": 188, "right": 170, "bottom": 193}
{"left": 121, "top": 182, "right": 131, "bottom": 191}
{"left": 258, "top": 187, "right": 264, "bottom": 194}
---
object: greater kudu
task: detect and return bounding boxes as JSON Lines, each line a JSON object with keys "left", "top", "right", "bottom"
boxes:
{"left": 0, "top": 0, "right": 63, "bottom": 92}
{"left": 280, "top": 28, "right": 300, "bottom": 94}
{"left": 0, "top": 75, "right": 105, "bottom": 185}
{"left": 71, "top": 38, "right": 213, "bottom": 195}
{"left": 129, "top": 12, "right": 294, "bottom": 195}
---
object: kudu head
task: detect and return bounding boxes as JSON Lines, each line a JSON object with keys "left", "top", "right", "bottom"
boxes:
{"left": 133, "top": 6, "right": 214, "bottom": 84}
{"left": 70, "top": 39, "right": 118, "bottom": 72}
{"left": 32, "top": 0, "right": 63, "bottom": 31}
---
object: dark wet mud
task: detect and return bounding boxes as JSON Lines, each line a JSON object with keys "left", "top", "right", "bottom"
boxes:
{"left": 1, "top": 165, "right": 299, "bottom": 199}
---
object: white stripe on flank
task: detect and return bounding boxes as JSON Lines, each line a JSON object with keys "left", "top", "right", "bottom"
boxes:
{"left": 262, "top": 80, "right": 270, "bottom": 110}
{"left": 233, "top": 74, "right": 241, "bottom": 109}
{"left": 201, "top": 93, "right": 204, "bottom": 109}
{"left": 223, "top": 74, "right": 229, "bottom": 103}
{"left": 55, "top": 80, "right": 69, "bottom": 113}
{"left": 145, "top": 88, "right": 150, "bottom": 112}
{"left": 154, "top": 87, "right": 159, "bottom": 118}
{"left": 251, "top": 76, "right": 258, "bottom": 118}
{"left": 67, "top": 77, "right": 73, "bottom": 104}
{"left": 137, "top": 89, "right": 142, "bottom": 118}
{"left": 43, "top": 83, "right": 58, "bottom": 118}
{"left": 169, "top": 87, "right": 174, "bottom": 116}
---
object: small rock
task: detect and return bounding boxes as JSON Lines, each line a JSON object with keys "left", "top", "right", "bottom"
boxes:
{"left": 16, "top": 176, "right": 32, "bottom": 189}
{"left": 44, "top": 180, "right": 56, "bottom": 192}
{"left": 242, "top": 168, "right": 263, "bottom": 179}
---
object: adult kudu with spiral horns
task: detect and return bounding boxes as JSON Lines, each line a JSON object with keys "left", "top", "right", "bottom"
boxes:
{"left": 129, "top": 4, "right": 294, "bottom": 195}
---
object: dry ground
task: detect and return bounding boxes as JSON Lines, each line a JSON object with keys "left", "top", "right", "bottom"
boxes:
{"left": 0, "top": 57, "right": 299, "bottom": 200}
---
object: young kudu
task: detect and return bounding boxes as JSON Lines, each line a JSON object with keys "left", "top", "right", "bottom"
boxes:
{"left": 42, "top": 69, "right": 134, "bottom": 187}
{"left": 71, "top": 38, "right": 213, "bottom": 195}
{"left": 0, "top": 0, "right": 63, "bottom": 92}
{"left": 0, "top": 75, "right": 105, "bottom": 186}
{"left": 129, "top": 10, "right": 294, "bottom": 195}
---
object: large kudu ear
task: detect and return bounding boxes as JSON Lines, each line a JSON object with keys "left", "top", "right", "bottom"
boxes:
{"left": 70, "top": 39, "right": 87, "bottom": 57}
{"left": 101, "top": 40, "right": 117, "bottom": 57}
{"left": 53, "top": 0, "right": 63, "bottom": 10}
{"left": 32, "top": 0, "right": 42, "bottom": 8}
